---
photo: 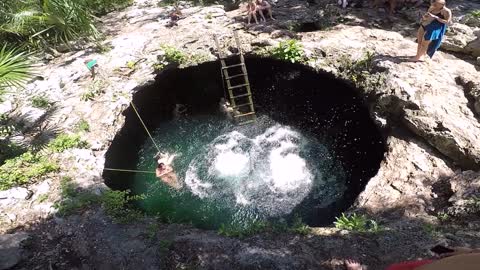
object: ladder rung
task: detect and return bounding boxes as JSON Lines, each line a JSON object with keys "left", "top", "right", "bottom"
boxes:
{"left": 234, "top": 112, "right": 256, "bottom": 118}
{"left": 225, "top": 73, "right": 246, "bottom": 80}
{"left": 233, "top": 102, "right": 252, "bottom": 108}
{"left": 222, "top": 63, "right": 244, "bottom": 69}
{"left": 238, "top": 119, "right": 256, "bottom": 125}
{"left": 220, "top": 53, "right": 241, "bottom": 59}
{"left": 232, "top": 93, "right": 251, "bottom": 99}
{"left": 228, "top": 83, "right": 249, "bottom": 90}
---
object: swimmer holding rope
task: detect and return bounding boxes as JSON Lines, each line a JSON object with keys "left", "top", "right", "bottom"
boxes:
{"left": 154, "top": 152, "right": 182, "bottom": 190}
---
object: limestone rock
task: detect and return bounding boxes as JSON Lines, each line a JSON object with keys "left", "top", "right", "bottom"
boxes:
{"left": 445, "top": 171, "right": 480, "bottom": 221}
{"left": 0, "top": 232, "right": 29, "bottom": 270}
{"left": 442, "top": 23, "right": 477, "bottom": 54}
{"left": 441, "top": 23, "right": 480, "bottom": 57}
{"left": 0, "top": 187, "right": 30, "bottom": 202}
{"left": 356, "top": 135, "right": 454, "bottom": 218}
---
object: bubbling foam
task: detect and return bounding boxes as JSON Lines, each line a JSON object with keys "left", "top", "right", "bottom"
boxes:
{"left": 185, "top": 125, "right": 315, "bottom": 217}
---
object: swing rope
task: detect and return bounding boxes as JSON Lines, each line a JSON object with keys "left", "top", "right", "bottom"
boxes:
{"left": 104, "top": 168, "right": 156, "bottom": 174}
{"left": 130, "top": 101, "right": 161, "bottom": 153}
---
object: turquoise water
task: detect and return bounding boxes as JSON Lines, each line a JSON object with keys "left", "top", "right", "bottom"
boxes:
{"left": 133, "top": 114, "right": 346, "bottom": 229}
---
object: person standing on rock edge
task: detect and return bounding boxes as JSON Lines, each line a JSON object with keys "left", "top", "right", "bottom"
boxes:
{"left": 412, "top": 0, "right": 452, "bottom": 62}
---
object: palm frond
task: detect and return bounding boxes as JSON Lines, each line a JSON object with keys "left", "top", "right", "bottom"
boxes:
{"left": 0, "top": 45, "right": 35, "bottom": 89}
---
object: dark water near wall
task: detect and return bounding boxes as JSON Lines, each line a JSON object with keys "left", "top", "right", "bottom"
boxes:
{"left": 103, "top": 56, "right": 386, "bottom": 228}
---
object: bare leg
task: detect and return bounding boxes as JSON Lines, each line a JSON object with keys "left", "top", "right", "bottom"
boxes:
{"left": 413, "top": 26, "right": 424, "bottom": 60}
{"left": 413, "top": 38, "right": 431, "bottom": 61}
{"left": 267, "top": 8, "right": 274, "bottom": 19}
{"left": 258, "top": 9, "right": 266, "bottom": 22}
{"left": 247, "top": 12, "right": 251, "bottom": 24}
{"left": 419, "top": 39, "right": 431, "bottom": 59}
{"left": 253, "top": 12, "right": 259, "bottom": 23}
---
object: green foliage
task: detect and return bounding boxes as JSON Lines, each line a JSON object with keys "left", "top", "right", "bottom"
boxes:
{"left": 0, "top": 151, "right": 59, "bottom": 190}
{"left": 54, "top": 176, "right": 100, "bottom": 216}
{"left": 30, "top": 96, "right": 51, "bottom": 109}
{"left": 81, "top": 79, "right": 106, "bottom": 101}
{"left": 47, "top": 133, "right": 89, "bottom": 152}
{"left": 469, "top": 10, "right": 480, "bottom": 18}
{"left": 334, "top": 51, "right": 385, "bottom": 91}
{"left": 437, "top": 212, "right": 450, "bottom": 223}
{"left": 75, "top": 119, "right": 90, "bottom": 132}
{"left": 101, "top": 190, "right": 144, "bottom": 223}
{"left": 270, "top": 40, "right": 305, "bottom": 63}
{"left": 334, "top": 213, "right": 381, "bottom": 233}
{"left": 126, "top": 60, "right": 136, "bottom": 70}
{"left": 162, "top": 45, "right": 186, "bottom": 64}
{"left": 0, "top": 0, "right": 132, "bottom": 49}
{"left": 159, "top": 239, "right": 172, "bottom": 252}
{"left": 37, "top": 193, "right": 49, "bottom": 203}
{"left": 218, "top": 221, "right": 268, "bottom": 238}
{"left": 0, "top": 0, "right": 98, "bottom": 47}
{"left": 85, "top": 0, "right": 134, "bottom": 16}
{"left": 0, "top": 141, "right": 25, "bottom": 164}
{"left": 218, "top": 217, "right": 311, "bottom": 238}
{"left": 290, "top": 216, "right": 311, "bottom": 235}
{"left": 0, "top": 45, "right": 35, "bottom": 89}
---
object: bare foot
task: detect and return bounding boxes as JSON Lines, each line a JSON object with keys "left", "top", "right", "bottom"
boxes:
{"left": 345, "top": 259, "right": 363, "bottom": 270}
{"left": 410, "top": 56, "right": 424, "bottom": 62}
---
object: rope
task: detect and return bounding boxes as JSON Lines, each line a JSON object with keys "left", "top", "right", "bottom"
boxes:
{"left": 104, "top": 168, "right": 156, "bottom": 174}
{"left": 130, "top": 101, "right": 161, "bottom": 153}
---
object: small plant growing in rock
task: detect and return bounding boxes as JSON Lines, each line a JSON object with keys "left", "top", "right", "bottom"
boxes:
{"left": 159, "top": 239, "right": 173, "bottom": 252}
{"left": 54, "top": 176, "right": 101, "bottom": 216}
{"left": 334, "top": 213, "right": 381, "bottom": 233}
{"left": 270, "top": 39, "right": 305, "bottom": 63}
{"left": 205, "top": 12, "right": 213, "bottom": 20}
{"left": 126, "top": 60, "right": 137, "bottom": 70}
{"left": 470, "top": 10, "right": 480, "bottom": 18}
{"left": 101, "top": 189, "right": 145, "bottom": 223}
{"left": 76, "top": 119, "right": 90, "bottom": 132}
{"left": 30, "top": 96, "right": 51, "bottom": 109}
{"left": 162, "top": 45, "right": 186, "bottom": 64}
{"left": 290, "top": 216, "right": 311, "bottom": 235}
{"left": 218, "top": 220, "right": 268, "bottom": 238}
{"left": 47, "top": 133, "right": 89, "bottom": 152}
{"left": 0, "top": 151, "right": 59, "bottom": 190}
{"left": 81, "top": 79, "right": 107, "bottom": 101}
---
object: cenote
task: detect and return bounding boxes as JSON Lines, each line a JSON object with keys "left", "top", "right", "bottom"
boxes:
{"left": 103, "top": 56, "right": 386, "bottom": 229}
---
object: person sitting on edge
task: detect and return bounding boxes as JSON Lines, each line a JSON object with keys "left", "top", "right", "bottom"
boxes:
{"left": 247, "top": 0, "right": 259, "bottom": 25}
{"left": 412, "top": 0, "right": 451, "bottom": 62}
{"left": 155, "top": 152, "right": 182, "bottom": 190}
{"left": 167, "top": 6, "right": 182, "bottom": 27}
{"left": 256, "top": 0, "right": 275, "bottom": 21}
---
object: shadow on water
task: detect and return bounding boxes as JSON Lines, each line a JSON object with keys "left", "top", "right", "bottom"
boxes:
{"left": 103, "top": 56, "right": 387, "bottom": 228}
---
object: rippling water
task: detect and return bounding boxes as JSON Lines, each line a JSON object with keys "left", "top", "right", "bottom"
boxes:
{"left": 133, "top": 115, "right": 346, "bottom": 229}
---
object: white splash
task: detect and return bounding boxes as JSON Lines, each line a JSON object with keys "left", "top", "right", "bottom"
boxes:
{"left": 184, "top": 124, "right": 321, "bottom": 217}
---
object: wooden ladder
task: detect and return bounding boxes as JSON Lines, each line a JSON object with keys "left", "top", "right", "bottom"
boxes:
{"left": 214, "top": 32, "right": 256, "bottom": 125}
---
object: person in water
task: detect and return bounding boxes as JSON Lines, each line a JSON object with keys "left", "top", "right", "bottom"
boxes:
{"left": 155, "top": 152, "right": 182, "bottom": 189}
{"left": 412, "top": 0, "right": 452, "bottom": 62}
